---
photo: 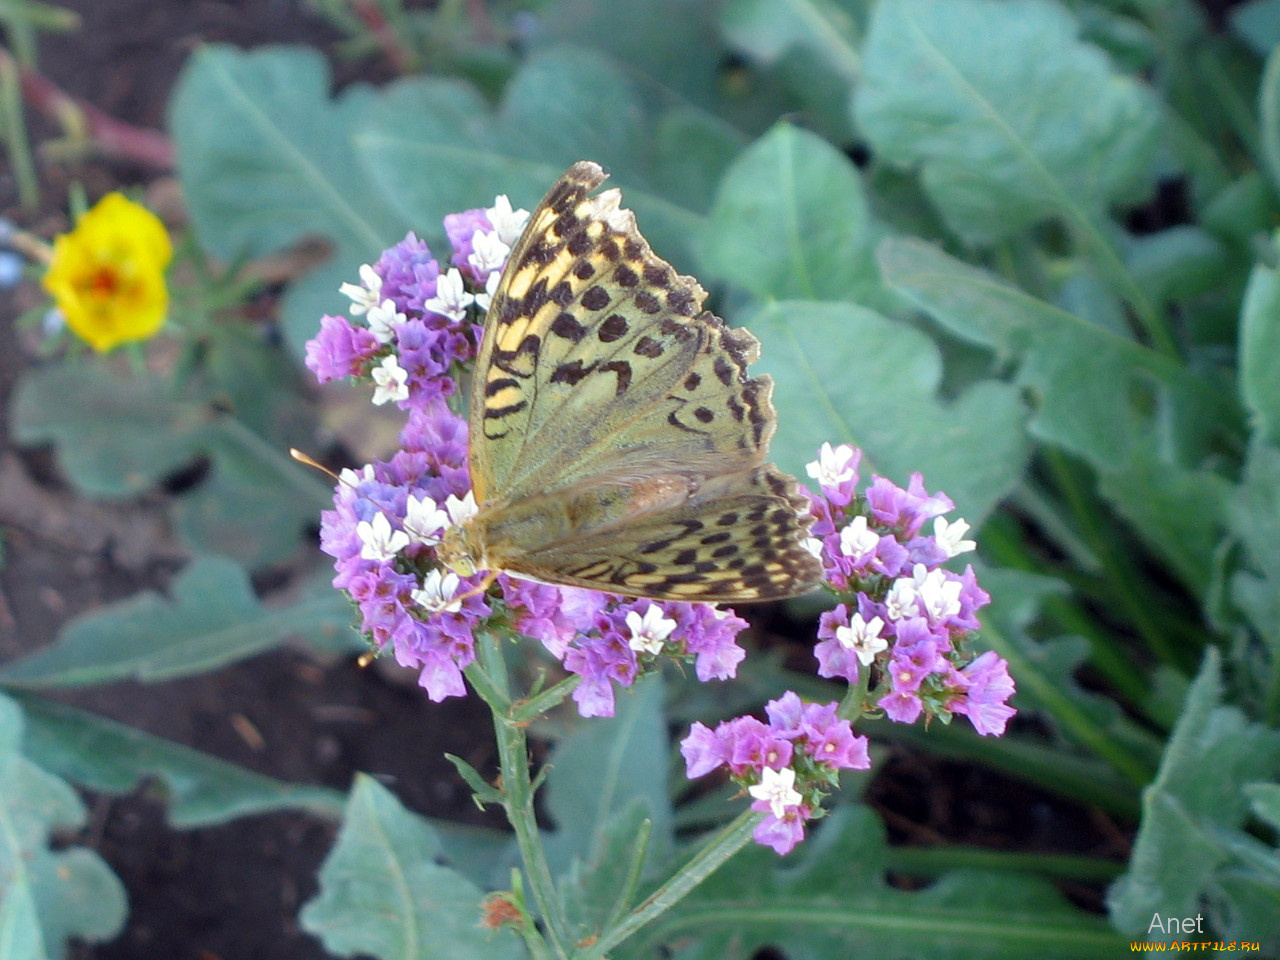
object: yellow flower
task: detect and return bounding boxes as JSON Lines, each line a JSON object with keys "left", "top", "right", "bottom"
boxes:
{"left": 43, "top": 192, "right": 172, "bottom": 352}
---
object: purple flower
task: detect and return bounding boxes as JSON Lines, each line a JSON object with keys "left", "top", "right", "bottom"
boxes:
{"left": 681, "top": 722, "right": 730, "bottom": 779}
{"left": 879, "top": 687, "right": 924, "bottom": 724}
{"left": 752, "top": 806, "right": 810, "bottom": 856}
{"left": 375, "top": 232, "right": 441, "bottom": 314}
{"left": 305, "top": 314, "right": 380, "bottom": 382}
{"left": 444, "top": 208, "right": 493, "bottom": 279}
{"left": 950, "top": 651, "right": 1016, "bottom": 736}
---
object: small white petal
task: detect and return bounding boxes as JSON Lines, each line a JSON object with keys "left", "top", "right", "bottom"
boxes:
{"left": 339, "top": 263, "right": 382, "bottom": 315}
{"left": 486, "top": 195, "right": 531, "bottom": 246}
{"left": 468, "top": 230, "right": 511, "bottom": 276}
{"left": 747, "top": 766, "right": 803, "bottom": 818}
{"left": 934, "top": 516, "right": 976, "bottom": 558}
{"left": 804, "top": 442, "right": 857, "bottom": 488}
{"left": 444, "top": 491, "right": 479, "bottom": 527}
{"left": 838, "top": 516, "right": 879, "bottom": 559}
{"left": 834, "top": 613, "right": 888, "bottom": 665}
{"left": 357, "top": 512, "right": 410, "bottom": 562}
{"left": 403, "top": 495, "right": 449, "bottom": 545}
{"left": 366, "top": 298, "right": 405, "bottom": 344}
{"left": 411, "top": 569, "right": 463, "bottom": 613}
{"left": 423, "top": 268, "right": 475, "bottom": 322}
{"left": 370, "top": 354, "right": 409, "bottom": 406}
{"left": 474, "top": 271, "right": 502, "bottom": 313}
{"left": 625, "top": 605, "right": 678, "bottom": 655}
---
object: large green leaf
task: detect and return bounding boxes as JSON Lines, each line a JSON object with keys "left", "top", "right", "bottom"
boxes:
{"left": 0, "top": 556, "right": 358, "bottom": 688}
{"left": 878, "top": 239, "right": 1224, "bottom": 471}
{"left": 720, "top": 0, "right": 862, "bottom": 142}
{"left": 747, "top": 298, "right": 1028, "bottom": 525}
{"left": 12, "top": 691, "right": 345, "bottom": 828}
{"left": 170, "top": 45, "right": 408, "bottom": 354}
{"left": 1240, "top": 233, "right": 1280, "bottom": 446}
{"left": 11, "top": 363, "right": 332, "bottom": 567}
{"left": 700, "top": 123, "right": 880, "bottom": 304}
{"left": 543, "top": 674, "right": 674, "bottom": 878}
{"left": 356, "top": 47, "right": 722, "bottom": 276}
{"left": 0, "top": 695, "right": 126, "bottom": 954}
{"left": 1108, "top": 651, "right": 1280, "bottom": 952}
{"left": 854, "top": 0, "right": 1161, "bottom": 243}
{"left": 624, "top": 806, "right": 1126, "bottom": 959}
{"left": 300, "top": 775, "right": 523, "bottom": 960}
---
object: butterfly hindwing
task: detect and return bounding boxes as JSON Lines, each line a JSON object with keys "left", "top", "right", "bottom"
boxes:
{"left": 505, "top": 465, "right": 821, "bottom": 602}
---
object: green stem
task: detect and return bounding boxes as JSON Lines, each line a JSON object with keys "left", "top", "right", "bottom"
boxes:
{"left": 472, "top": 633, "right": 574, "bottom": 959}
{"left": 0, "top": 53, "right": 39, "bottom": 208}
{"left": 585, "top": 810, "right": 758, "bottom": 958}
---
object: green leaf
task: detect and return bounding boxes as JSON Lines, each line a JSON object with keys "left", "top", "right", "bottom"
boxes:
{"left": 1262, "top": 43, "right": 1280, "bottom": 196}
{"left": 11, "top": 363, "right": 210, "bottom": 497}
{"left": 1232, "top": 0, "right": 1280, "bottom": 57}
{"left": 12, "top": 691, "right": 345, "bottom": 827}
{"left": 700, "top": 123, "right": 879, "bottom": 303}
{"left": 0, "top": 694, "right": 126, "bottom": 953}
{"left": 878, "top": 238, "right": 1224, "bottom": 471}
{"left": 300, "top": 775, "right": 523, "bottom": 960}
{"left": 543, "top": 674, "right": 674, "bottom": 877}
{"left": 1240, "top": 234, "right": 1280, "bottom": 446}
{"left": 10, "top": 362, "right": 330, "bottom": 566}
{"left": 357, "top": 48, "right": 715, "bottom": 275}
{"left": 854, "top": 0, "right": 1160, "bottom": 243}
{"left": 628, "top": 806, "right": 1126, "bottom": 959}
{"left": 720, "top": 0, "right": 862, "bottom": 141}
{"left": 748, "top": 298, "right": 1028, "bottom": 525}
{"left": 1108, "top": 650, "right": 1280, "bottom": 950}
{"left": 0, "top": 556, "right": 358, "bottom": 688}
{"left": 534, "top": 0, "right": 726, "bottom": 110}
{"left": 170, "top": 45, "right": 407, "bottom": 353}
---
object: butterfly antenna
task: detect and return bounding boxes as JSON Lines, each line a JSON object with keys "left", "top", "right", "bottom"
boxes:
{"left": 290, "top": 448, "right": 345, "bottom": 485}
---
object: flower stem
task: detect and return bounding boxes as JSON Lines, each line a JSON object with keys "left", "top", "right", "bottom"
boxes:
{"left": 584, "top": 810, "right": 758, "bottom": 958}
{"left": 472, "top": 631, "right": 575, "bottom": 959}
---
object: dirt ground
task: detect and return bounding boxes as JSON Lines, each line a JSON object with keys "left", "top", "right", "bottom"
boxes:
{"left": 0, "top": 2, "right": 1120, "bottom": 958}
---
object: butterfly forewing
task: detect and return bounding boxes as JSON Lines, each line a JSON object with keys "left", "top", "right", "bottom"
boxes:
{"left": 467, "top": 161, "right": 822, "bottom": 600}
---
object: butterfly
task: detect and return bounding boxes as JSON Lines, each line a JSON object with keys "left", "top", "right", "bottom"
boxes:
{"left": 437, "top": 161, "right": 823, "bottom": 603}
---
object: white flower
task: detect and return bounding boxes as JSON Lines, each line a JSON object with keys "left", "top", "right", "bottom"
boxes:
{"left": 486, "top": 195, "right": 530, "bottom": 246}
{"left": 916, "top": 566, "right": 962, "bottom": 622}
{"left": 444, "top": 491, "right": 479, "bottom": 526}
{"left": 468, "top": 229, "right": 511, "bottom": 277}
{"left": 339, "top": 464, "right": 375, "bottom": 487}
{"left": 339, "top": 263, "right": 382, "bottom": 315}
{"left": 370, "top": 354, "right": 409, "bottom": 406}
{"left": 805, "top": 442, "right": 857, "bottom": 488}
{"left": 933, "top": 516, "right": 976, "bottom": 558}
{"left": 834, "top": 612, "right": 888, "bottom": 665}
{"left": 838, "top": 516, "right": 879, "bottom": 559}
{"left": 365, "top": 298, "right": 405, "bottom": 344}
{"left": 884, "top": 576, "right": 920, "bottom": 622}
{"left": 748, "top": 766, "right": 803, "bottom": 819}
{"left": 411, "top": 569, "right": 463, "bottom": 614}
{"left": 803, "top": 536, "right": 824, "bottom": 560}
{"left": 473, "top": 270, "right": 502, "bottom": 313}
{"left": 423, "top": 268, "right": 474, "bottom": 322}
{"left": 625, "top": 605, "right": 678, "bottom": 655}
{"left": 403, "top": 494, "right": 449, "bottom": 545}
{"left": 357, "top": 512, "right": 409, "bottom": 563}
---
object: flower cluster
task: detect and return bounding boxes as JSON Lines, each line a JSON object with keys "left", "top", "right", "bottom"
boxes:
{"left": 805, "top": 443, "right": 1014, "bottom": 736}
{"left": 305, "top": 193, "right": 530, "bottom": 409}
{"left": 43, "top": 192, "right": 172, "bottom": 352}
{"left": 306, "top": 192, "right": 1012, "bottom": 860}
{"left": 308, "top": 199, "right": 751, "bottom": 713}
{"left": 682, "top": 692, "right": 870, "bottom": 854}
